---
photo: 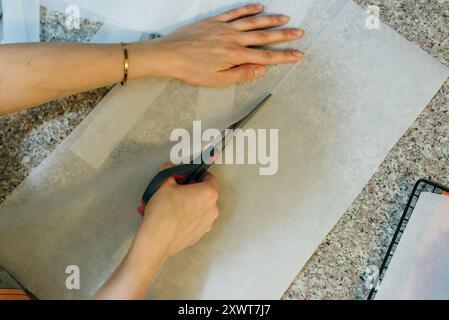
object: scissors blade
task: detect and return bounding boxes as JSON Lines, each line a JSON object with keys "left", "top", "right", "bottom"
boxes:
{"left": 228, "top": 93, "right": 272, "bottom": 131}
{"left": 216, "top": 92, "right": 272, "bottom": 153}
{"left": 197, "top": 92, "right": 272, "bottom": 166}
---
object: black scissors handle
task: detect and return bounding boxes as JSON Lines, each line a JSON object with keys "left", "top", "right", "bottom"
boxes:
{"left": 137, "top": 141, "right": 219, "bottom": 215}
{"left": 137, "top": 162, "right": 211, "bottom": 215}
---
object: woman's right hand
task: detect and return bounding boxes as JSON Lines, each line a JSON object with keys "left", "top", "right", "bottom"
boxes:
{"left": 95, "top": 166, "right": 219, "bottom": 300}
{"left": 138, "top": 168, "right": 219, "bottom": 258}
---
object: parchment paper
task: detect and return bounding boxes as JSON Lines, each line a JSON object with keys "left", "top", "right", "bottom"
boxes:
{"left": 2, "top": 0, "right": 40, "bottom": 44}
{"left": 0, "top": 1, "right": 448, "bottom": 299}
{"left": 375, "top": 193, "right": 449, "bottom": 300}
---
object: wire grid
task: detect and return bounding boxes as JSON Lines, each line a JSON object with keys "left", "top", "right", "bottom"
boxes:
{"left": 368, "top": 179, "right": 449, "bottom": 300}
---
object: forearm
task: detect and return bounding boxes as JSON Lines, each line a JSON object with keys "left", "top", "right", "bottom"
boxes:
{"left": 94, "top": 220, "right": 171, "bottom": 300}
{"left": 0, "top": 5, "right": 303, "bottom": 115}
{"left": 0, "top": 42, "right": 166, "bottom": 114}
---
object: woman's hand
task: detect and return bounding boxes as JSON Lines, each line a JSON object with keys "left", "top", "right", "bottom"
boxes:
{"left": 131, "top": 4, "right": 304, "bottom": 87}
{"left": 95, "top": 167, "right": 219, "bottom": 299}
{"left": 139, "top": 169, "right": 219, "bottom": 257}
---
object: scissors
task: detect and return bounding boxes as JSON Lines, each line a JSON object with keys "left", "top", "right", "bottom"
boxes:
{"left": 137, "top": 93, "right": 272, "bottom": 215}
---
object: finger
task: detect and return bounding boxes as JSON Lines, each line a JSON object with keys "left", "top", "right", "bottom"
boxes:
{"left": 238, "top": 48, "right": 303, "bottom": 65}
{"left": 186, "top": 233, "right": 206, "bottom": 248}
{"left": 237, "top": 28, "right": 304, "bottom": 46}
{"left": 231, "top": 14, "right": 289, "bottom": 31}
{"left": 160, "top": 161, "right": 177, "bottom": 186}
{"left": 208, "top": 208, "right": 220, "bottom": 221}
{"left": 214, "top": 4, "right": 264, "bottom": 22}
{"left": 219, "top": 64, "right": 267, "bottom": 85}
{"left": 160, "top": 161, "right": 175, "bottom": 170}
{"left": 200, "top": 171, "right": 218, "bottom": 190}
{"left": 200, "top": 209, "right": 219, "bottom": 230}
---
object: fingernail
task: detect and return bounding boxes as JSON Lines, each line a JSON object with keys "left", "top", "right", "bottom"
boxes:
{"left": 254, "top": 4, "right": 264, "bottom": 10}
{"left": 292, "top": 28, "right": 304, "bottom": 37}
{"left": 292, "top": 51, "right": 304, "bottom": 58}
{"left": 278, "top": 15, "right": 290, "bottom": 23}
{"left": 255, "top": 67, "right": 266, "bottom": 78}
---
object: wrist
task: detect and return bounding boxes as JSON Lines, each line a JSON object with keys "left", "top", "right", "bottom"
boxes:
{"left": 132, "top": 224, "right": 170, "bottom": 264}
{"left": 127, "top": 40, "right": 176, "bottom": 80}
{"left": 118, "top": 226, "right": 170, "bottom": 289}
{"left": 132, "top": 206, "right": 180, "bottom": 262}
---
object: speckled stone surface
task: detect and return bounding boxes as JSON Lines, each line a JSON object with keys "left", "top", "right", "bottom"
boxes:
{"left": 0, "top": 2, "right": 448, "bottom": 300}
{"left": 0, "top": 7, "right": 112, "bottom": 203}
{"left": 39, "top": 6, "right": 103, "bottom": 43}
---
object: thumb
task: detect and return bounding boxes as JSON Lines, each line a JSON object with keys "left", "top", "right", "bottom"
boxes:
{"left": 160, "top": 161, "right": 175, "bottom": 170}
{"left": 219, "top": 64, "right": 267, "bottom": 85}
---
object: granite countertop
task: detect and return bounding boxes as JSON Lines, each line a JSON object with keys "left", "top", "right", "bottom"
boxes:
{"left": 0, "top": 1, "right": 448, "bottom": 299}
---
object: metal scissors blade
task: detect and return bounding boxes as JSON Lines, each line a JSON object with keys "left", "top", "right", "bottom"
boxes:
{"left": 228, "top": 92, "right": 272, "bottom": 131}
{"left": 206, "top": 92, "right": 272, "bottom": 155}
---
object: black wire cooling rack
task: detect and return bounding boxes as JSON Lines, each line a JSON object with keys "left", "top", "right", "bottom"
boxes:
{"left": 367, "top": 179, "right": 449, "bottom": 300}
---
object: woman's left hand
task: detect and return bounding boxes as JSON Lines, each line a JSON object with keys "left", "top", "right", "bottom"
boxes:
{"left": 133, "top": 4, "right": 304, "bottom": 87}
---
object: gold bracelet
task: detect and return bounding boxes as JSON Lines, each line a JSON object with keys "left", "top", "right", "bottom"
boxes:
{"left": 120, "top": 42, "right": 129, "bottom": 86}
